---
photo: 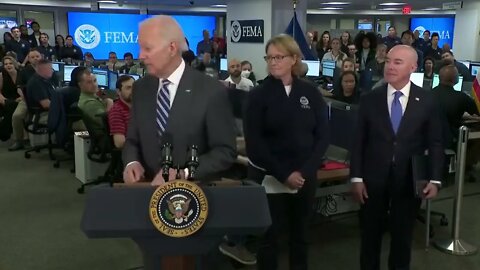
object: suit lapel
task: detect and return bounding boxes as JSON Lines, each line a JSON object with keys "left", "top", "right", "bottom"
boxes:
{"left": 168, "top": 66, "right": 195, "bottom": 136}
{"left": 143, "top": 75, "right": 160, "bottom": 145}
{"left": 378, "top": 86, "right": 395, "bottom": 138}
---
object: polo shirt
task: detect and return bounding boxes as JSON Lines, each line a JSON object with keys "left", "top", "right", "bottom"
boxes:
{"left": 108, "top": 99, "right": 131, "bottom": 135}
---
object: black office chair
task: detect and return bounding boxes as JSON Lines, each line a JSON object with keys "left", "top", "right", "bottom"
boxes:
{"left": 50, "top": 86, "right": 81, "bottom": 169}
{"left": 23, "top": 106, "right": 55, "bottom": 160}
{"left": 77, "top": 111, "right": 122, "bottom": 194}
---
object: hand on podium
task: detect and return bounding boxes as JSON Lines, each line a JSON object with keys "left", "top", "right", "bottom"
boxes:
{"left": 123, "top": 162, "right": 145, "bottom": 183}
{"left": 151, "top": 168, "right": 186, "bottom": 186}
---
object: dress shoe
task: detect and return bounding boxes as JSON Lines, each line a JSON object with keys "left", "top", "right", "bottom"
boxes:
{"left": 8, "top": 142, "right": 24, "bottom": 151}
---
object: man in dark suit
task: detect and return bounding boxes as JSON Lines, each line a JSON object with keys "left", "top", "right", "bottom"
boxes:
{"left": 123, "top": 15, "right": 236, "bottom": 184}
{"left": 350, "top": 45, "right": 444, "bottom": 270}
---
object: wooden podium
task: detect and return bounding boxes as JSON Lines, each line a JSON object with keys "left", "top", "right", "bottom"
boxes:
{"left": 81, "top": 180, "right": 271, "bottom": 270}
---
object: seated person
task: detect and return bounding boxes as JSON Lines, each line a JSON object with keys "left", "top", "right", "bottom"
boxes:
{"left": 25, "top": 59, "right": 59, "bottom": 124}
{"left": 432, "top": 64, "right": 480, "bottom": 181}
{"left": 322, "top": 58, "right": 356, "bottom": 97}
{"left": 108, "top": 75, "right": 134, "bottom": 149}
{"left": 332, "top": 70, "right": 360, "bottom": 104}
{"left": 77, "top": 69, "right": 113, "bottom": 137}
{"left": 106, "top": 51, "right": 122, "bottom": 72}
{"left": 0, "top": 56, "right": 20, "bottom": 141}
{"left": 117, "top": 52, "right": 136, "bottom": 74}
{"left": 423, "top": 57, "right": 435, "bottom": 80}
{"left": 365, "top": 43, "right": 387, "bottom": 81}
{"left": 224, "top": 58, "right": 254, "bottom": 91}
{"left": 440, "top": 50, "right": 473, "bottom": 82}
{"left": 129, "top": 61, "right": 147, "bottom": 76}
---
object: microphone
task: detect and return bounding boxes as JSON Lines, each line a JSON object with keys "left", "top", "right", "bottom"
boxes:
{"left": 186, "top": 144, "right": 199, "bottom": 180}
{"left": 161, "top": 133, "right": 173, "bottom": 182}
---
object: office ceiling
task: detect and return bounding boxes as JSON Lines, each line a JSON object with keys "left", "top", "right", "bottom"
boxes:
{"left": 10, "top": 0, "right": 477, "bottom": 11}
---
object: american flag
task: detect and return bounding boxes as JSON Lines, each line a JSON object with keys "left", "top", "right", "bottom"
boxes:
{"left": 473, "top": 72, "right": 480, "bottom": 112}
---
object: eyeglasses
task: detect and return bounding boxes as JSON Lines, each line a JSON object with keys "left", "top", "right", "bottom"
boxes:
{"left": 264, "top": 55, "right": 290, "bottom": 63}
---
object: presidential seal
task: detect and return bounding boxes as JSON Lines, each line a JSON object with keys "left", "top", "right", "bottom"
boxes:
{"left": 149, "top": 180, "right": 208, "bottom": 238}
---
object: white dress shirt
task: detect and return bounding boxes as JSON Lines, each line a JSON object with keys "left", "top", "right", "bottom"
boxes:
{"left": 224, "top": 76, "right": 254, "bottom": 92}
{"left": 351, "top": 82, "right": 441, "bottom": 186}
{"left": 158, "top": 59, "right": 186, "bottom": 107}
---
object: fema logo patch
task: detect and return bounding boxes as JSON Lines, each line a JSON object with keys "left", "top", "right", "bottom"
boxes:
{"left": 149, "top": 180, "right": 208, "bottom": 238}
{"left": 300, "top": 96, "right": 310, "bottom": 109}
{"left": 74, "top": 24, "right": 101, "bottom": 49}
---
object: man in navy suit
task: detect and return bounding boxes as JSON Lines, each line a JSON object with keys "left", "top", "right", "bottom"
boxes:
{"left": 350, "top": 45, "right": 444, "bottom": 270}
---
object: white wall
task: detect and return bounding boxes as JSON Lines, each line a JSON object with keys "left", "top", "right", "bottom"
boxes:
{"left": 453, "top": 1, "right": 480, "bottom": 61}
{"left": 226, "top": 0, "right": 272, "bottom": 80}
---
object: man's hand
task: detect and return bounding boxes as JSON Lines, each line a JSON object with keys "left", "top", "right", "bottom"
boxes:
{"left": 423, "top": 183, "right": 439, "bottom": 199}
{"left": 151, "top": 168, "right": 186, "bottom": 186}
{"left": 0, "top": 94, "right": 5, "bottom": 105}
{"left": 351, "top": 182, "right": 369, "bottom": 204}
{"left": 285, "top": 171, "right": 305, "bottom": 190}
{"left": 123, "top": 162, "right": 145, "bottom": 184}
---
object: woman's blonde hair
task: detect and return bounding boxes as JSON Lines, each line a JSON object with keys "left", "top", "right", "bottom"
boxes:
{"left": 2, "top": 56, "right": 18, "bottom": 69}
{"left": 265, "top": 34, "right": 304, "bottom": 77}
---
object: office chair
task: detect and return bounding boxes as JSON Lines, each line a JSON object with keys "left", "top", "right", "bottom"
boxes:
{"left": 23, "top": 106, "right": 55, "bottom": 160}
{"left": 77, "top": 112, "right": 122, "bottom": 194}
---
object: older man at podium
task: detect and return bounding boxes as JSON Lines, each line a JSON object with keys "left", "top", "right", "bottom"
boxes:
{"left": 122, "top": 15, "right": 236, "bottom": 184}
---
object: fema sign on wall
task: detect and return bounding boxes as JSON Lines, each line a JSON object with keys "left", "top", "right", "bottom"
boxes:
{"left": 68, "top": 12, "right": 216, "bottom": 59}
{"left": 410, "top": 17, "right": 455, "bottom": 48}
{"left": 230, "top": 20, "right": 264, "bottom": 43}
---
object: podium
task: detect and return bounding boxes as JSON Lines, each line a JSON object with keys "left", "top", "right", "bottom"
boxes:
{"left": 81, "top": 181, "right": 271, "bottom": 270}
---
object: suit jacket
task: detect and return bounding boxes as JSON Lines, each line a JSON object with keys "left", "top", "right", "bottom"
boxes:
{"left": 123, "top": 65, "right": 237, "bottom": 181}
{"left": 350, "top": 83, "right": 444, "bottom": 196}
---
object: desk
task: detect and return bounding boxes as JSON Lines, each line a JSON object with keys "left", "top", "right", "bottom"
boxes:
{"left": 74, "top": 132, "right": 109, "bottom": 184}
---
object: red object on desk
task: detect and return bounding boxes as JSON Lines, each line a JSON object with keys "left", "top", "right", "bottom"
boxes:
{"left": 323, "top": 161, "right": 349, "bottom": 170}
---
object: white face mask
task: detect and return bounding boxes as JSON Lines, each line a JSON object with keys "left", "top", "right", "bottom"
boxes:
{"left": 241, "top": 70, "right": 251, "bottom": 78}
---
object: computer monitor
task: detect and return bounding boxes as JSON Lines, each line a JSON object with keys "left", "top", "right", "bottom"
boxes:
{"left": 458, "top": 60, "right": 470, "bottom": 70}
{"left": 471, "top": 63, "right": 480, "bottom": 77}
{"left": 220, "top": 58, "right": 228, "bottom": 72}
{"left": 108, "top": 71, "right": 118, "bottom": 90}
{"left": 63, "top": 65, "right": 77, "bottom": 82}
{"left": 92, "top": 68, "right": 109, "bottom": 88}
{"left": 410, "top": 72, "right": 424, "bottom": 88}
{"left": 302, "top": 60, "right": 320, "bottom": 77}
{"left": 118, "top": 73, "right": 140, "bottom": 81}
{"left": 327, "top": 102, "right": 359, "bottom": 152}
{"left": 322, "top": 60, "right": 336, "bottom": 77}
{"left": 432, "top": 74, "right": 464, "bottom": 91}
{"left": 52, "top": 63, "right": 60, "bottom": 72}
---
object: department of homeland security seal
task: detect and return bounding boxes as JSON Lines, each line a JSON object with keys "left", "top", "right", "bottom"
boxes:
{"left": 149, "top": 180, "right": 208, "bottom": 238}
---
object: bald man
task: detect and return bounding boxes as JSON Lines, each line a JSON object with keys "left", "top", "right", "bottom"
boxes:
{"left": 123, "top": 15, "right": 236, "bottom": 184}
{"left": 350, "top": 45, "right": 444, "bottom": 270}
{"left": 224, "top": 58, "right": 254, "bottom": 91}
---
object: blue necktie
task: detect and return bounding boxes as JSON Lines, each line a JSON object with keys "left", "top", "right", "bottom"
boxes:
{"left": 390, "top": 91, "right": 403, "bottom": 134}
{"left": 156, "top": 79, "right": 171, "bottom": 138}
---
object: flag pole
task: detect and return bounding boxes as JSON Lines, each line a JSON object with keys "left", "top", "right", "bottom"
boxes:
{"left": 292, "top": 0, "right": 297, "bottom": 39}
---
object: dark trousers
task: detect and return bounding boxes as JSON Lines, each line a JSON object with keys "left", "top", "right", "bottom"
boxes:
{"left": 257, "top": 180, "right": 316, "bottom": 270}
{"left": 0, "top": 100, "right": 18, "bottom": 141}
{"left": 359, "top": 174, "right": 421, "bottom": 270}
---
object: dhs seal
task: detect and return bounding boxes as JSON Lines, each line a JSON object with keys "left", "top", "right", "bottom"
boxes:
{"left": 74, "top": 24, "right": 101, "bottom": 49}
{"left": 149, "top": 180, "right": 208, "bottom": 238}
{"left": 231, "top": 20, "right": 241, "bottom": 43}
